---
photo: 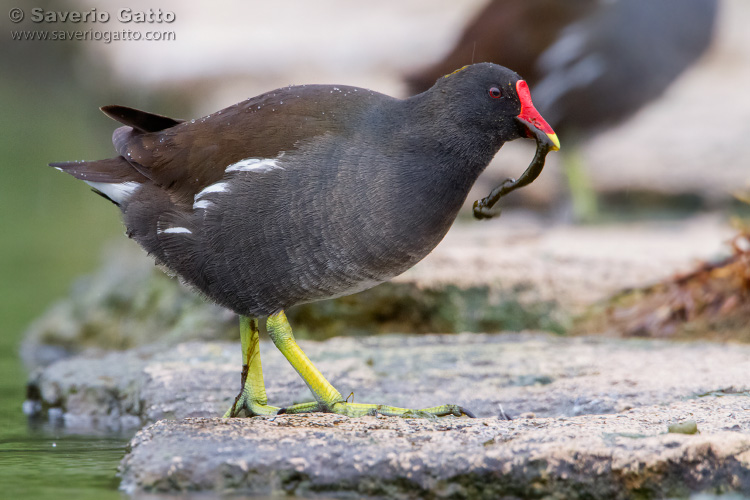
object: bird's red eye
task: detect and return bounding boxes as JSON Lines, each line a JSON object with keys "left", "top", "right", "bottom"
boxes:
{"left": 489, "top": 87, "right": 502, "bottom": 99}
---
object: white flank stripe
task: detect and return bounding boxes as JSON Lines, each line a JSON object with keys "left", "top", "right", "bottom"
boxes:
{"left": 85, "top": 181, "right": 140, "bottom": 204}
{"left": 194, "top": 181, "right": 229, "bottom": 201}
{"left": 159, "top": 227, "right": 192, "bottom": 234}
{"left": 193, "top": 199, "right": 212, "bottom": 210}
{"left": 225, "top": 157, "right": 282, "bottom": 173}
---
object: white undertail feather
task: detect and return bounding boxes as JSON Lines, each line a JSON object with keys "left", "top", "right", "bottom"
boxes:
{"left": 85, "top": 181, "right": 141, "bottom": 204}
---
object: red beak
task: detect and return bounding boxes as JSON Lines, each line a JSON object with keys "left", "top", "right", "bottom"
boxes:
{"left": 515, "top": 80, "right": 560, "bottom": 151}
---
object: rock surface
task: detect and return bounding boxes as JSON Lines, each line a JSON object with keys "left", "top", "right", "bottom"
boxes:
{"left": 119, "top": 397, "right": 750, "bottom": 498}
{"left": 28, "top": 331, "right": 750, "bottom": 429}
{"left": 26, "top": 282, "right": 750, "bottom": 496}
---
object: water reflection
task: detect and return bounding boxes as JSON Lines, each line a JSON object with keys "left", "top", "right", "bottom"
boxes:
{"left": 0, "top": 426, "right": 127, "bottom": 499}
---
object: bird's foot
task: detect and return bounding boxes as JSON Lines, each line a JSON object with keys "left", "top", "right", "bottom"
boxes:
{"left": 223, "top": 390, "right": 281, "bottom": 418}
{"left": 280, "top": 401, "right": 475, "bottom": 419}
{"left": 263, "top": 312, "right": 476, "bottom": 420}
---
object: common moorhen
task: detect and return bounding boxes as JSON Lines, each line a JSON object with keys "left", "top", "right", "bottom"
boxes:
{"left": 52, "top": 63, "right": 559, "bottom": 418}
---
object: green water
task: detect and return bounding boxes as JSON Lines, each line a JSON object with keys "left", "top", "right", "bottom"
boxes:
{"left": 0, "top": 64, "right": 128, "bottom": 496}
{"left": 0, "top": 419, "right": 127, "bottom": 499}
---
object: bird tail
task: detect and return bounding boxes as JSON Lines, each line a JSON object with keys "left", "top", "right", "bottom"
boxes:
{"left": 100, "top": 105, "right": 183, "bottom": 133}
{"left": 50, "top": 156, "right": 149, "bottom": 206}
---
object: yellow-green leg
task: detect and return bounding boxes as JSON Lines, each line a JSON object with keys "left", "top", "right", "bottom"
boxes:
{"left": 223, "top": 316, "right": 280, "bottom": 417}
{"left": 267, "top": 310, "right": 475, "bottom": 418}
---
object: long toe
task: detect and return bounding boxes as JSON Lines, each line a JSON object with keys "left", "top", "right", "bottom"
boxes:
{"left": 328, "top": 402, "right": 474, "bottom": 419}
{"left": 268, "top": 400, "right": 473, "bottom": 418}
{"left": 223, "top": 394, "right": 281, "bottom": 418}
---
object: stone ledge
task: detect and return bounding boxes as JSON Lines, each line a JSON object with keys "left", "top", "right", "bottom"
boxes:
{"left": 119, "top": 397, "right": 750, "bottom": 498}
{"left": 27, "top": 334, "right": 750, "bottom": 432}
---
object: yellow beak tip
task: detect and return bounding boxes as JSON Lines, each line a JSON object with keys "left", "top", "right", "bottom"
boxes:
{"left": 547, "top": 133, "right": 561, "bottom": 151}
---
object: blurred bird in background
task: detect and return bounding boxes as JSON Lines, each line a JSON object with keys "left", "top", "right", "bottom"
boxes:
{"left": 407, "top": 0, "right": 719, "bottom": 221}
